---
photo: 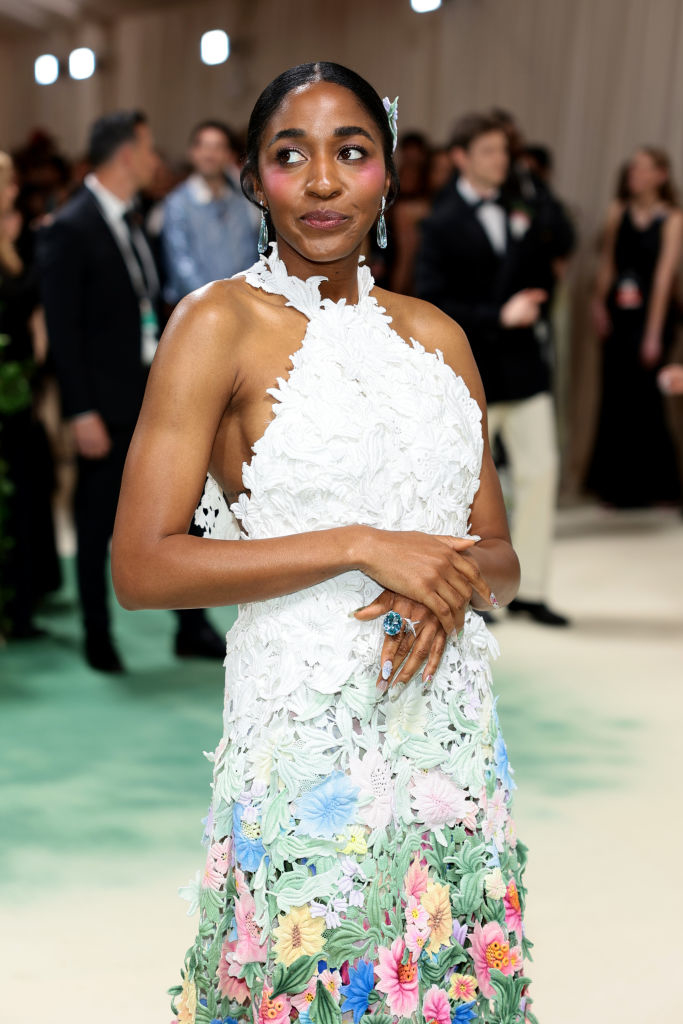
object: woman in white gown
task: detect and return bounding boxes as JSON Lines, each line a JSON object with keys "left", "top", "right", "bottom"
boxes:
{"left": 112, "top": 62, "right": 535, "bottom": 1024}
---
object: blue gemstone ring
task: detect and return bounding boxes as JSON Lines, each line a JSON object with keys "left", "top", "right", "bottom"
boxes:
{"left": 382, "top": 610, "right": 403, "bottom": 636}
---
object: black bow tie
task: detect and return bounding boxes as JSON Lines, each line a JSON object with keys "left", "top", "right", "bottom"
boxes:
{"left": 470, "top": 195, "right": 505, "bottom": 212}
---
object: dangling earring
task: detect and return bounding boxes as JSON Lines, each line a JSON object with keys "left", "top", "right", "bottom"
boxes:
{"left": 258, "top": 207, "right": 269, "bottom": 255}
{"left": 376, "top": 196, "right": 387, "bottom": 249}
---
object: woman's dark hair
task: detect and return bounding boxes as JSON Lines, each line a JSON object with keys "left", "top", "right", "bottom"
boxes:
{"left": 240, "top": 62, "right": 400, "bottom": 220}
{"left": 634, "top": 146, "right": 679, "bottom": 207}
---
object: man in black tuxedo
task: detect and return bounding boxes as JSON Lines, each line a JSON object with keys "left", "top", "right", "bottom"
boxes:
{"left": 415, "top": 113, "right": 569, "bottom": 626}
{"left": 39, "top": 110, "right": 225, "bottom": 671}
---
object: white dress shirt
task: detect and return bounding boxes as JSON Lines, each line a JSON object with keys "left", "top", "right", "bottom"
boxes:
{"left": 457, "top": 175, "right": 507, "bottom": 256}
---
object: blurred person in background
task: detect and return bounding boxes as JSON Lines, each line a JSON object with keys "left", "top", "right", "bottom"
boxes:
{"left": 389, "top": 131, "right": 432, "bottom": 295}
{"left": 416, "top": 112, "right": 568, "bottom": 626}
{"left": 161, "top": 120, "right": 258, "bottom": 307}
{"left": 588, "top": 147, "right": 682, "bottom": 508}
{"left": 38, "top": 111, "right": 224, "bottom": 672}
{"left": 0, "top": 151, "right": 60, "bottom": 639}
{"left": 427, "top": 145, "right": 455, "bottom": 198}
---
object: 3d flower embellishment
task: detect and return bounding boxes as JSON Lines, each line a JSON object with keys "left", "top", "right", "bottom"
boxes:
{"left": 382, "top": 96, "right": 399, "bottom": 153}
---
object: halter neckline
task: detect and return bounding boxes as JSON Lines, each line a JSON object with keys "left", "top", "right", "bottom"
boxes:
{"left": 240, "top": 241, "right": 376, "bottom": 320}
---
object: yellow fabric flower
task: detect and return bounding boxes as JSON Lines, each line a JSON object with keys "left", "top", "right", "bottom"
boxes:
{"left": 338, "top": 827, "right": 368, "bottom": 856}
{"left": 177, "top": 975, "right": 197, "bottom": 1024}
{"left": 273, "top": 904, "right": 326, "bottom": 966}
{"left": 421, "top": 881, "right": 452, "bottom": 953}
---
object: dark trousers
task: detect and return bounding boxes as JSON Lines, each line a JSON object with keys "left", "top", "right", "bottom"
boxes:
{"left": 74, "top": 424, "right": 205, "bottom": 636}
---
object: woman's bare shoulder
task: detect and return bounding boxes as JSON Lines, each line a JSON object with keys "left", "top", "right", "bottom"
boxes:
{"left": 374, "top": 287, "right": 471, "bottom": 368}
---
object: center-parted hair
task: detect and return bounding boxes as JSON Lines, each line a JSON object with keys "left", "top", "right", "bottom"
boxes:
{"left": 240, "top": 62, "right": 400, "bottom": 215}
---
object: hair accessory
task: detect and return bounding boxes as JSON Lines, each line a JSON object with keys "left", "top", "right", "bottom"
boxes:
{"left": 382, "top": 609, "right": 403, "bottom": 636}
{"left": 376, "top": 196, "right": 387, "bottom": 250}
{"left": 382, "top": 96, "right": 399, "bottom": 153}
{"left": 258, "top": 207, "right": 269, "bottom": 255}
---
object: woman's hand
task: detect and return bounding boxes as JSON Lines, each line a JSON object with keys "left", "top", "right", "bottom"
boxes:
{"left": 355, "top": 532, "right": 495, "bottom": 637}
{"left": 591, "top": 297, "right": 612, "bottom": 338}
{"left": 353, "top": 589, "right": 449, "bottom": 688}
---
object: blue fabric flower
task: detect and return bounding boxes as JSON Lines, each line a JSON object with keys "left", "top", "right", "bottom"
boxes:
{"left": 232, "top": 803, "right": 266, "bottom": 871}
{"left": 493, "top": 731, "right": 516, "bottom": 792}
{"left": 296, "top": 771, "right": 358, "bottom": 838}
{"left": 453, "top": 1002, "right": 477, "bottom": 1023}
{"left": 340, "top": 958, "right": 375, "bottom": 1024}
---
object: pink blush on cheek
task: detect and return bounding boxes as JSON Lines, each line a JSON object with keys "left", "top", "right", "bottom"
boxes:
{"left": 259, "top": 167, "right": 295, "bottom": 204}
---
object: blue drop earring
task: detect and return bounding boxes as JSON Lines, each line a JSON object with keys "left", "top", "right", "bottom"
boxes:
{"left": 258, "top": 207, "right": 269, "bottom": 255}
{"left": 376, "top": 196, "right": 387, "bottom": 249}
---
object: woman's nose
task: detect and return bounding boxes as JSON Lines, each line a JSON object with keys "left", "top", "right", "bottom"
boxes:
{"left": 306, "top": 156, "right": 341, "bottom": 198}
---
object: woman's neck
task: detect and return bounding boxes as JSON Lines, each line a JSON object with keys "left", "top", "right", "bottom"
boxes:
{"left": 630, "top": 190, "right": 661, "bottom": 211}
{"left": 274, "top": 236, "right": 363, "bottom": 304}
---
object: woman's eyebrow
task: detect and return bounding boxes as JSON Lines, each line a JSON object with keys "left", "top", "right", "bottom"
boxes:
{"left": 334, "top": 126, "right": 374, "bottom": 141}
{"left": 267, "top": 128, "right": 306, "bottom": 147}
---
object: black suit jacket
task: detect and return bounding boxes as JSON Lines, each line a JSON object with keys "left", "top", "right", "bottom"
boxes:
{"left": 414, "top": 186, "right": 550, "bottom": 404}
{"left": 38, "top": 187, "right": 150, "bottom": 428}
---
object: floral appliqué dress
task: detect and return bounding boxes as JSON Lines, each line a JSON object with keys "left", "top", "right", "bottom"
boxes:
{"left": 170, "top": 245, "right": 536, "bottom": 1024}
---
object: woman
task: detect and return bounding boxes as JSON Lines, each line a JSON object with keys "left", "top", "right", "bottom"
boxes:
{"left": 0, "top": 151, "right": 60, "bottom": 637}
{"left": 112, "top": 63, "right": 533, "bottom": 1024}
{"left": 588, "top": 147, "right": 683, "bottom": 507}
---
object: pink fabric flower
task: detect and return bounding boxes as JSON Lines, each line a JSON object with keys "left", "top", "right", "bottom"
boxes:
{"left": 258, "top": 988, "right": 291, "bottom": 1024}
{"left": 376, "top": 937, "right": 419, "bottom": 1016}
{"left": 509, "top": 945, "right": 524, "bottom": 973}
{"left": 422, "top": 985, "right": 451, "bottom": 1024}
{"left": 403, "top": 855, "right": 429, "bottom": 900}
{"left": 319, "top": 968, "right": 342, "bottom": 1001}
{"left": 291, "top": 978, "right": 317, "bottom": 1013}
{"left": 504, "top": 880, "right": 523, "bottom": 937}
{"left": 202, "top": 856, "right": 223, "bottom": 891}
{"left": 405, "top": 922, "right": 430, "bottom": 958}
{"left": 411, "top": 770, "right": 474, "bottom": 829}
{"left": 234, "top": 891, "right": 267, "bottom": 964}
{"left": 208, "top": 837, "right": 233, "bottom": 876}
{"left": 468, "top": 921, "right": 513, "bottom": 998}
{"left": 406, "top": 895, "right": 429, "bottom": 930}
{"left": 217, "top": 939, "right": 250, "bottom": 1004}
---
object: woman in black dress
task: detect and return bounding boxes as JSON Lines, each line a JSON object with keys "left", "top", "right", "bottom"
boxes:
{"left": 589, "top": 146, "right": 683, "bottom": 507}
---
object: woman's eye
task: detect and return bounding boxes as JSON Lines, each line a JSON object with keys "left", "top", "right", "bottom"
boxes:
{"left": 277, "top": 149, "right": 305, "bottom": 165}
{"left": 339, "top": 145, "right": 367, "bottom": 161}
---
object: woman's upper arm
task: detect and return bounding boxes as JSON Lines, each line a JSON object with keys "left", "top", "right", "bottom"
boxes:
{"left": 113, "top": 284, "right": 240, "bottom": 553}
{"left": 410, "top": 302, "right": 511, "bottom": 543}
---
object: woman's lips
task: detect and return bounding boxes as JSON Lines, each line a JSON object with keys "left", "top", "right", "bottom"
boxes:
{"left": 300, "top": 209, "right": 349, "bottom": 229}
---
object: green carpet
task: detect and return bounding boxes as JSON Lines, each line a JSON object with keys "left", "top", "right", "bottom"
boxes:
{"left": 0, "top": 557, "right": 236, "bottom": 900}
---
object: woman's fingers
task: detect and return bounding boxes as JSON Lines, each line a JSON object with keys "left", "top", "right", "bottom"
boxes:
{"left": 421, "top": 629, "right": 448, "bottom": 684}
{"left": 352, "top": 589, "right": 393, "bottom": 620}
{"left": 391, "top": 621, "right": 438, "bottom": 685}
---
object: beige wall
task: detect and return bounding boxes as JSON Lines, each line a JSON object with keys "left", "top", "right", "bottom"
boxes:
{"left": 2, "top": 0, "right": 683, "bottom": 484}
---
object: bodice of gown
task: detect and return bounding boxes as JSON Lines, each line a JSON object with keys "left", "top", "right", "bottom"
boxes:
{"left": 195, "top": 244, "right": 496, "bottom": 751}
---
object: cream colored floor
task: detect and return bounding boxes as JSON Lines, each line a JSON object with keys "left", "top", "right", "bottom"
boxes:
{"left": 4, "top": 504, "right": 683, "bottom": 1023}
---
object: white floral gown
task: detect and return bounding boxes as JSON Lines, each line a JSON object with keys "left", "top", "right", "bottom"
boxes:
{"left": 170, "top": 245, "right": 536, "bottom": 1024}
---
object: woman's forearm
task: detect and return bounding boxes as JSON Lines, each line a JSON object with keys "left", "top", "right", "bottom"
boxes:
{"left": 112, "top": 525, "right": 369, "bottom": 611}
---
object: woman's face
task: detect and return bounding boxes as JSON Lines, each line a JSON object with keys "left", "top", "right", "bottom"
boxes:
{"left": 255, "top": 81, "right": 391, "bottom": 265}
{"left": 627, "top": 150, "right": 666, "bottom": 199}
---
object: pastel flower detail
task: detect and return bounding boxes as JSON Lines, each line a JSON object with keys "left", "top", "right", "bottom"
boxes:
{"left": 232, "top": 803, "right": 266, "bottom": 872}
{"left": 421, "top": 881, "right": 453, "bottom": 953}
{"left": 257, "top": 988, "right": 291, "bottom": 1024}
{"left": 201, "top": 856, "right": 224, "bottom": 892}
{"left": 340, "top": 959, "right": 375, "bottom": 1024}
{"left": 411, "top": 770, "right": 474, "bottom": 830}
{"left": 468, "top": 920, "right": 513, "bottom": 998}
{"left": 349, "top": 749, "right": 394, "bottom": 828}
{"left": 376, "top": 937, "right": 419, "bottom": 1016}
{"left": 177, "top": 975, "right": 197, "bottom": 1024}
{"left": 296, "top": 772, "right": 358, "bottom": 838}
{"left": 422, "top": 984, "right": 451, "bottom": 1024}
{"left": 504, "top": 879, "right": 523, "bottom": 936}
{"left": 484, "top": 867, "right": 507, "bottom": 900}
{"left": 405, "top": 922, "right": 430, "bottom": 958}
{"left": 404, "top": 855, "right": 429, "bottom": 900}
{"left": 291, "top": 978, "right": 318, "bottom": 1014}
{"left": 273, "top": 904, "right": 326, "bottom": 966}
{"left": 319, "top": 968, "right": 342, "bottom": 1001}
{"left": 406, "top": 895, "right": 429, "bottom": 929}
{"left": 452, "top": 920, "right": 468, "bottom": 947}
{"left": 509, "top": 944, "right": 524, "bottom": 973}
{"left": 217, "top": 939, "right": 249, "bottom": 1004}
{"left": 448, "top": 973, "right": 478, "bottom": 1001}
{"left": 208, "top": 838, "right": 233, "bottom": 876}
{"left": 234, "top": 890, "right": 267, "bottom": 964}
{"left": 494, "top": 731, "right": 516, "bottom": 791}
{"left": 453, "top": 1002, "right": 478, "bottom": 1023}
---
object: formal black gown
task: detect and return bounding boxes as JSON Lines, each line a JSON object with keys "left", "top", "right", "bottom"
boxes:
{"left": 588, "top": 207, "right": 680, "bottom": 507}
